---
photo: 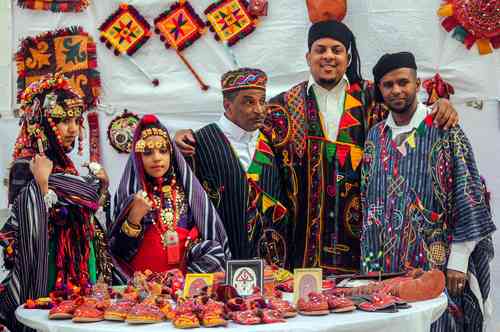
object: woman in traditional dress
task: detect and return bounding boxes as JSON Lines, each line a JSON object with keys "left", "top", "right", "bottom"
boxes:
{"left": 109, "top": 114, "right": 230, "bottom": 278}
{"left": 0, "top": 73, "right": 111, "bottom": 331}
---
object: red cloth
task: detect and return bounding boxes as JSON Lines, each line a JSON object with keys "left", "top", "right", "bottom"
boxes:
{"left": 130, "top": 226, "right": 198, "bottom": 273}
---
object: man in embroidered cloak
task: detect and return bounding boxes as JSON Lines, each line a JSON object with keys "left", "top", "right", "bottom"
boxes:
{"left": 361, "top": 51, "right": 495, "bottom": 332}
{"left": 260, "top": 20, "right": 460, "bottom": 272}
{"left": 189, "top": 68, "right": 290, "bottom": 267}
{"left": 175, "top": 20, "right": 458, "bottom": 273}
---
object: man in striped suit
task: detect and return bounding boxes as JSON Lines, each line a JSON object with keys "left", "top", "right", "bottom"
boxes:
{"left": 188, "top": 68, "right": 291, "bottom": 268}
{"left": 360, "top": 52, "right": 495, "bottom": 332}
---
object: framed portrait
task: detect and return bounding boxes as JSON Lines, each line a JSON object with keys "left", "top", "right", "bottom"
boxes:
{"left": 293, "top": 268, "right": 322, "bottom": 304}
{"left": 226, "top": 259, "right": 264, "bottom": 297}
{"left": 183, "top": 273, "right": 214, "bottom": 298}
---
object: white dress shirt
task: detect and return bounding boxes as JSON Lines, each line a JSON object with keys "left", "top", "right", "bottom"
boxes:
{"left": 307, "top": 74, "right": 349, "bottom": 141}
{"left": 385, "top": 102, "right": 476, "bottom": 273}
{"left": 385, "top": 102, "right": 430, "bottom": 140}
{"left": 217, "top": 114, "right": 259, "bottom": 171}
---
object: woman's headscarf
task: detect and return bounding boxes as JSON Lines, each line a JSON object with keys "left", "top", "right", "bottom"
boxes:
{"left": 112, "top": 114, "right": 231, "bottom": 274}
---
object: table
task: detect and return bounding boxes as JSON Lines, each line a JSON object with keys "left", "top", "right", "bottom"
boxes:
{"left": 16, "top": 294, "right": 447, "bottom": 332}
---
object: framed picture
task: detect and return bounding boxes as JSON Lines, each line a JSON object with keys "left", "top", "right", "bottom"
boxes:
{"left": 226, "top": 259, "right": 264, "bottom": 297}
{"left": 183, "top": 273, "right": 214, "bottom": 298}
{"left": 293, "top": 268, "right": 322, "bottom": 304}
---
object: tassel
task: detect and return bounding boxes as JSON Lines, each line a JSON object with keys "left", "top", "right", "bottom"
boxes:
{"left": 463, "top": 34, "right": 476, "bottom": 49}
{"left": 476, "top": 39, "right": 493, "bottom": 55}
{"left": 87, "top": 111, "right": 101, "bottom": 163}
{"left": 78, "top": 126, "right": 84, "bottom": 156}
{"left": 441, "top": 16, "right": 459, "bottom": 32}
{"left": 176, "top": 50, "right": 209, "bottom": 91}
{"left": 437, "top": 3, "right": 453, "bottom": 17}
{"left": 491, "top": 35, "right": 500, "bottom": 49}
{"left": 451, "top": 26, "right": 467, "bottom": 43}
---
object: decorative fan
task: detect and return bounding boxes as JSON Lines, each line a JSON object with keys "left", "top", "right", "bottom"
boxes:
{"left": 99, "top": 3, "right": 158, "bottom": 85}
{"left": 438, "top": 0, "right": 500, "bottom": 55}
{"left": 205, "top": 0, "right": 259, "bottom": 66}
{"left": 154, "top": 0, "right": 209, "bottom": 90}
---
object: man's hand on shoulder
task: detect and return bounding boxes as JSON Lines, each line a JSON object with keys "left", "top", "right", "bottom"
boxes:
{"left": 174, "top": 129, "right": 196, "bottom": 156}
{"left": 431, "top": 98, "right": 459, "bottom": 130}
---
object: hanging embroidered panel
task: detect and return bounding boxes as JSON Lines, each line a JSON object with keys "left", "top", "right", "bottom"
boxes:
{"left": 16, "top": 26, "right": 101, "bottom": 108}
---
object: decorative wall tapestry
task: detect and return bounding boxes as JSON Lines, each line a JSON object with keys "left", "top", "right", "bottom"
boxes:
{"left": 99, "top": 3, "right": 159, "bottom": 86}
{"left": 306, "top": 0, "right": 347, "bottom": 23}
{"left": 17, "top": 0, "right": 90, "bottom": 12}
{"left": 422, "top": 73, "right": 455, "bottom": 106}
{"left": 107, "top": 109, "right": 140, "bottom": 154}
{"left": 16, "top": 26, "right": 100, "bottom": 109}
{"left": 438, "top": 0, "right": 500, "bottom": 55}
{"left": 154, "top": 0, "right": 209, "bottom": 90}
{"left": 205, "top": 0, "right": 258, "bottom": 66}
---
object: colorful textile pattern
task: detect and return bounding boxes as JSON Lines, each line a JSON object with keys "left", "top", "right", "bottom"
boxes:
{"left": 99, "top": 3, "right": 152, "bottom": 56}
{"left": 204, "top": 0, "right": 257, "bottom": 46}
{"left": 154, "top": 1, "right": 206, "bottom": 51}
{"left": 87, "top": 112, "right": 101, "bottom": 162}
{"left": 265, "top": 80, "right": 388, "bottom": 273}
{"left": 16, "top": 26, "right": 100, "bottom": 109}
{"left": 246, "top": 135, "right": 288, "bottom": 266}
{"left": 361, "top": 109, "right": 495, "bottom": 331}
{"left": 221, "top": 67, "right": 267, "bottom": 92}
{"left": 422, "top": 73, "right": 455, "bottom": 105}
{"left": 17, "top": 0, "right": 89, "bottom": 12}
{"left": 438, "top": 0, "right": 500, "bottom": 55}
{"left": 107, "top": 110, "right": 140, "bottom": 154}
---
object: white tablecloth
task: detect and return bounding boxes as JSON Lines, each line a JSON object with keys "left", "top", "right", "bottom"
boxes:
{"left": 16, "top": 294, "right": 447, "bottom": 332}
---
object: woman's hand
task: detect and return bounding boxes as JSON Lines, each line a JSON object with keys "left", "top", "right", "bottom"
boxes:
{"left": 128, "top": 191, "right": 153, "bottom": 226}
{"left": 30, "top": 154, "right": 53, "bottom": 195}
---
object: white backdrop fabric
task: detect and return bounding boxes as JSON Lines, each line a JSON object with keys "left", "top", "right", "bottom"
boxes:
{"left": 0, "top": 0, "right": 499, "bottom": 330}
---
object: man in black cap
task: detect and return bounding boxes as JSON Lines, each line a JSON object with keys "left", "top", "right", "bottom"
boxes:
{"left": 361, "top": 51, "right": 495, "bottom": 332}
{"left": 257, "top": 20, "right": 459, "bottom": 272}
{"left": 175, "top": 19, "right": 459, "bottom": 273}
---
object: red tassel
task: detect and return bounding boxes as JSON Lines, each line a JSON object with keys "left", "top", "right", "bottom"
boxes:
{"left": 441, "top": 16, "right": 459, "bottom": 32}
{"left": 87, "top": 112, "right": 101, "bottom": 163}
{"left": 491, "top": 35, "right": 500, "bottom": 49}
{"left": 463, "top": 34, "right": 476, "bottom": 49}
{"left": 142, "top": 114, "right": 159, "bottom": 125}
{"left": 424, "top": 114, "right": 434, "bottom": 127}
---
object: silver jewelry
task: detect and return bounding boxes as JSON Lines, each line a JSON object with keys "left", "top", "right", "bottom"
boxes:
{"left": 88, "top": 162, "right": 102, "bottom": 175}
{"left": 43, "top": 189, "right": 58, "bottom": 209}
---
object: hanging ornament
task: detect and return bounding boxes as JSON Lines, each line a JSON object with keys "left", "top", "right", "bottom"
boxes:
{"left": 107, "top": 109, "right": 140, "bottom": 154}
{"left": 17, "top": 0, "right": 90, "bottom": 12}
{"left": 16, "top": 26, "right": 101, "bottom": 110}
{"left": 154, "top": 0, "right": 209, "bottom": 90}
{"left": 87, "top": 111, "right": 101, "bottom": 162}
{"left": 306, "top": 0, "right": 347, "bottom": 23}
{"left": 438, "top": 0, "right": 500, "bottom": 55}
{"left": 205, "top": 0, "right": 258, "bottom": 67}
{"left": 248, "top": 0, "right": 268, "bottom": 17}
{"left": 99, "top": 3, "right": 159, "bottom": 86}
{"left": 422, "top": 73, "right": 455, "bottom": 105}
